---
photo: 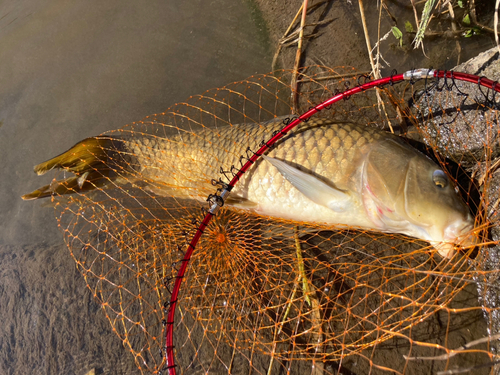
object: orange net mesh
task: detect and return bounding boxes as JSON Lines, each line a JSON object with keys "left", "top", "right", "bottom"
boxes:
{"left": 48, "top": 67, "right": 499, "bottom": 374}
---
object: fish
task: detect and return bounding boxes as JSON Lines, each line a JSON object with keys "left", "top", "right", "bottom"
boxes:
{"left": 22, "top": 117, "right": 476, "bottom": 258}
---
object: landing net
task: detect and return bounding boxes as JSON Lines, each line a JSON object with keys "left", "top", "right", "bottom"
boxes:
{"left": 51, "top": 66, "right": 500, "bottom": 374}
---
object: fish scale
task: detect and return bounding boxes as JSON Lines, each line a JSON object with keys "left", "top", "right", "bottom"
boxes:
{"left": 109, "top": 119, "right": 385, "bottom": 229}
{"left": 23, "top": 116, "right": 476, "bottom": 258}
{"left": 121, "top": 119, "right": 377, "bottom": 200}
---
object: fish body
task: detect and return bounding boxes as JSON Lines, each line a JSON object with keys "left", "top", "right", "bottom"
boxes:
{"left": 126, "top": 119, "right": 379, "bottom": 226}
{"left": 23, "top": 117, "right": 476, "bottom": 257}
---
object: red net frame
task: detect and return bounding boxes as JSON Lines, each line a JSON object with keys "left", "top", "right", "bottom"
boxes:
{"left": 44, "top": 67, "right": 500, "bottom": 375}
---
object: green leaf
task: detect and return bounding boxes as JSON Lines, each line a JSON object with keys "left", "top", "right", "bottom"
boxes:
{"left": 405, "top": 21, "right": 414, "bottom": 33}
{"left": 392, "top": 26, "right": 403, "bottom": 39}
{"left": 458, "top": 0, "right": 464, "bottom": 8}
{"left": 391, "top": 26, "right": 403, "bottom": 46}
{"left": 463, "top": 13, "right": 471, "bottom": 25}
{"left": 463, "top": 26, "right": 481, "bottom": 37}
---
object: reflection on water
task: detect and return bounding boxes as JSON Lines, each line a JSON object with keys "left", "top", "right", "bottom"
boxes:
{"left": 0, "top": 1, "right": 271, "bottom": 373}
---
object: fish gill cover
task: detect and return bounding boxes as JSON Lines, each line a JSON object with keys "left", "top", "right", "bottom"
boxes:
{"left": 31, "top": 66, "right": 500, "bottom": 374}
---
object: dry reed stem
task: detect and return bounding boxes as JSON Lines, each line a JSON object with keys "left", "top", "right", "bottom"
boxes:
{"left": 358, "top": 0, "right": 376, "bottom": 77}
{"left": 446, "top": 1, "right": 462, "bottom": 65}
{"left": 359, "top": 0, "right": 394, "bottom": 133}
{"left": 298, "top": 71, "right": 371, "bottom": 83}
{"left": 294, "top": 226, "right": 324, "bottom": 375}
{"left": 375, "top": 1, "right": 383, "bottom": 79}
{"left": 290, "top": 0, "right": 309, "bottom": 114}
{"left": 271, "top": 0, "right": 330, "bottom": 72}
{"left": 272, "top": 4, "right": 303, "bottom": 72}
{"left": 496, "top": 0, "right": 500, "bottom": 54}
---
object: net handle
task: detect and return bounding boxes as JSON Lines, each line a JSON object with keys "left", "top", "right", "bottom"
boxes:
{"left": 163, "top": 68, "right": 500, "bottom": 374}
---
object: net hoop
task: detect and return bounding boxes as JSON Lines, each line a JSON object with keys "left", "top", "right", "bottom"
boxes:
{"left": 163, "top": 68, "right": 500, "bottom": 374}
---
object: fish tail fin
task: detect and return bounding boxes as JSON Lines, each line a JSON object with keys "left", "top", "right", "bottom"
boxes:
{"left": 22, "top": 136, "right": 128, "bottom": 200}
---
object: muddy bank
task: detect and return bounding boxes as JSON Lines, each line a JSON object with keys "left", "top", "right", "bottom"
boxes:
{"left": 255, "top": 0, "right": 495, "bottom": 74}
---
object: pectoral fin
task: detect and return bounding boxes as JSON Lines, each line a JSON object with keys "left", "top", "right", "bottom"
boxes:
{"left": 263, "top": 155, "right": 351, "bottom": 212}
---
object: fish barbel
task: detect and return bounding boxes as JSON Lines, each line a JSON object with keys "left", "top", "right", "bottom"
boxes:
{"left": 22, "top": 117, "right": 476, "bottom": 258}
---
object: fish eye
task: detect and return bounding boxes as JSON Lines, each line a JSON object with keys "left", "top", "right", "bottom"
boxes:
{"left": 432, "top": 170, "right": 448, "bottom": 189}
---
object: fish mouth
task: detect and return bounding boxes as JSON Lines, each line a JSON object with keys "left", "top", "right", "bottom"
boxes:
{"left": 448, "top": 223, "right": 477, "bottom": 245}
{"left": 435, "top": 223, "right": 478, "bottom": 259}
{"left": 431, "top": 242, "right": 457, "bottom": 259}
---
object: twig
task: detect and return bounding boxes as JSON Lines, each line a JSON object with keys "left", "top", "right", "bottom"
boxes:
{"left": 268, "top": 238, "right": 302, "bottom": 374}
{"left": 272, "top": 4, "right": 304, "bottom": 71}
{"left": 470, "top": 0, "right": 500, "bottom": 34}
{"left": 437, "top": 360, "right": 500, "bottom": 375}
{"left": 404, "top": 333, "right": 500, "bottom": 361}
{"left": 410, "top": 0, "right": 421, "bottom": 33}
{"left": 446, "top": 1, "right": 461, "bottom": 65}
{"left": 280, "top": 29, "right": 323, "bottom": 48}
{"left": 298, "top": 71, "right": 371, "bottom": 83}
{"left": 470, "top": 0, "right": 478, "bottom": 24}
{"left": 473, "top": 21, "right": 500, "bottom": 34}
{"left": 406, "top": 29, "right": 467, "bottom": 37}
{"left": 381, "top": 0, "right": 397, "bottom": 25}
{"left": 478, "top": 158, "right": 500, "bottom": 187}
{"left": 293, "top": 227, "right": 324, "bottom": 375}
{"left": 308, "top": 294, "right": 324, "bottom": 375}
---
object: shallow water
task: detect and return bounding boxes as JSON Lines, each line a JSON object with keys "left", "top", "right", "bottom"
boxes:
{"left": 0, "top": 1, "right": 270, "bottom": 373}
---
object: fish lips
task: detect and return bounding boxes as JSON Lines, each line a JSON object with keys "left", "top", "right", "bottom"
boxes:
{"left": 431, "top": 220, "right": 478, "bottom": 259}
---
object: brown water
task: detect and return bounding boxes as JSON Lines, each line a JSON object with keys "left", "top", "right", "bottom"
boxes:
{"left": 0, "top": 1, "right": 270, "bottom": 373}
